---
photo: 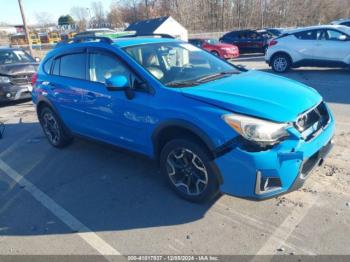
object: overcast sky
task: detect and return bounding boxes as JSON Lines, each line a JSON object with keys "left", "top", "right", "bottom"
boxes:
{"left": 1, "top": 0, "right": 112, "bottom": 25}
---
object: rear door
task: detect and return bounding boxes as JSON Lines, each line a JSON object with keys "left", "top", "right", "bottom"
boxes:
{"left": 47, "top": 49, "right": 88, "bottom": 133}
{"left": 235, "top": 31, "right": 250, "bottom": 51}
{"left": 293, "top": 29, "right": 319, "bottom": 59}
{"left": 221, "top": 31, "right": 239, "bottom": 46}
{"left": 246, "top": 31, "right": 264, "bottom": 51}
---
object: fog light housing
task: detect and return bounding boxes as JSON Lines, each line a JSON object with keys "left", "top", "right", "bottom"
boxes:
{"left": 255, "top": 171, "right": 282, "bottom": 195}
{"left": 6, "top": 93, "right": 11, "bottom": 98}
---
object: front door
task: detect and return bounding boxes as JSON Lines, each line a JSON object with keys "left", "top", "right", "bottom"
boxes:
{"left": 81, "top": 49, "right": 154, "bottom": 155}
{"left": 313, "top": 29, "right": 350, "bottom": 62}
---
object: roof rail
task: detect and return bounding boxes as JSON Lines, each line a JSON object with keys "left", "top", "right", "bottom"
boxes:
{"left": 119, "top": 33, "right": 175, "bottom": 39}
{"left": 55, "top": 36, "right": 113, "bottom": 48}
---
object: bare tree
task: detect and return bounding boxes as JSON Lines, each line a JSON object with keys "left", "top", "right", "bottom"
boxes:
{"left": 70, "top": 7, "right": 88, "bottom": 31}
{"left": 35, "top": 12, "right": 53, "bottom": 27}
{"left": 91, "top": 1, "right": 106, "bottom": 28}
{"left": 107, "top": 0, "right": 350, "bottom": 33}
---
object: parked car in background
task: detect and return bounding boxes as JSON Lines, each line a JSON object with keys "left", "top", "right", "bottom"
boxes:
{"left": 189, "top": 38, "right": 239, "bottom": 59}
{"left": 264, "top": 28, "right": 284, "bottom": 37}
{"left": 32, "top": 36, "right": 334, "bottom": 202}
{"left": 0, "top": 48, "right": 38, "bottom": 102}
{"left": 265, "top": 25, "right": 350, "bottom": 72}
{"left": 220, "top": 29, "right": 272, "bottom": 54}
{"left": 331, "top": 18, "right": 350, "bottom": 27}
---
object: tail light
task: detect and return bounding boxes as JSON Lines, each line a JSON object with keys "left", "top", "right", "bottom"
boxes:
{"left": 31, "top": 73, "right": 38, "bottom": 86}
{"left": 269, "top": 39, "right": 278, "bottom": 47}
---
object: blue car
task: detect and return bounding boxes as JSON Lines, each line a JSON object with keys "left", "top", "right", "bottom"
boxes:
{"left": 32, "top": 36, "right": 334, "bottom": 202}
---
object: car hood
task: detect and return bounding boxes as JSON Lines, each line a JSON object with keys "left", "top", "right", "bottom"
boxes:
{"left": 181, "top": 70, "right": 322, "bottom": 122}
{"left": 0, "top": 62, "right": 38, "bottom": 76}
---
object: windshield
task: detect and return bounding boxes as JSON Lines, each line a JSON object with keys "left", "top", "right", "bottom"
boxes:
{"left": 205, "top": 39, "right": 219, "bottom": 44}
{"left": 0, "top": 50, "right": 34, "bottom": 65}
{"left": 124, "top": 42, "right": 240, "bottom": 87}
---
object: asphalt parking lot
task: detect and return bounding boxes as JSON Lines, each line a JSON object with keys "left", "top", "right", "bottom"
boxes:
{"left": 0, "top": 55, "right": 349, "bottom": 259}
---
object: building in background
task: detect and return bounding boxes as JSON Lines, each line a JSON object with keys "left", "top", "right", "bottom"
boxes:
{"left": 126, "top": 16, "right": 188, "bottom": 41}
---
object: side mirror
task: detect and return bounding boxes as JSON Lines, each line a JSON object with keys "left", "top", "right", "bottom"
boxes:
{"left": 105, "top": 75, "right": 129, "bottom": 91}
{"left": 338, "top": 35, "right": 347, "bottom": 41}
{"left": 105, "top": 75, "right": 135, "bottom": 100}
{"left": 35, "top": 57, "right": 40, "bottom": 62}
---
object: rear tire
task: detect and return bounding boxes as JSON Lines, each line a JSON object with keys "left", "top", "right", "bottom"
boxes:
{"left": 271, "top": 53, "right": 291, "bottom": 73}
{"left": 160, "top": 139, "right": 220, "bottom": 202}
{"left": 39, "top": 107, "right": 72, "bottom": 148}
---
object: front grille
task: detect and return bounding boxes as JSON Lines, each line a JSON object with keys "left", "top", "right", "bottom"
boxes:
{"left": 295, "top": 102, "right": 330, "bottom": 141}
{"left": 10, "top": 74, "right": 33, "bottom": 85}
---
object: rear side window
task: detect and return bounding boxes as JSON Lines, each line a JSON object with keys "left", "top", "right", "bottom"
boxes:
{"left": 43, "top": 57, "right": 53, "bottom": 74}
{"left": 295, "top": 30, "right": 317, "bottom": 40}
{"left": 60, "top": 53, "right": 86, "bottom": 79}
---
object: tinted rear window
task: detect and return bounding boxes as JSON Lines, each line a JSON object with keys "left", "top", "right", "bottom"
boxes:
{"left": 43, "top": 57, "right": 53, "bottom": 74}
{"left": 295, "top": 30, "right": 317, "bottom": 40}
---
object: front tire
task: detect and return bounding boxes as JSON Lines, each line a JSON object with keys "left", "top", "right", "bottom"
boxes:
{"left": 160, "top": 139, "right": 219, "bottom": 202}
{"left": 39, "top": 107, "right": 72, "bottom": 148}
{"left": 271, "top": 53, "right": 291, "bottom": 73}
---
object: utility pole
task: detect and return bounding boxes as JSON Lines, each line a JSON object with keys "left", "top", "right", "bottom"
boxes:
{"left": 261, "top": 0, "right": 265, "bottom": 28}
{"left": 18, "top": 0, "right": 33, "bottom": 57}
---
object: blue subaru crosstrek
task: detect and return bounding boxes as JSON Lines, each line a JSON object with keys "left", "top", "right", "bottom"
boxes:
{"left": 32, "top": 36, "right": 334, "bottom": 202}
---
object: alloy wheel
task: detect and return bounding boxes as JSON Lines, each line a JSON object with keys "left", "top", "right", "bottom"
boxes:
{"left": 42, "top": 112, "right": 60, "bottom": 145}
{"left": 166, "top": 148, "right": 208, "bottom": 196}
{"left": 273, "top": 57, "right": 288, "bottom": 72}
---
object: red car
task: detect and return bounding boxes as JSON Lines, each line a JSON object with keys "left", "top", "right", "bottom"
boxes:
{"left": 189, "top": 38, "right": 240, "bottom": 59}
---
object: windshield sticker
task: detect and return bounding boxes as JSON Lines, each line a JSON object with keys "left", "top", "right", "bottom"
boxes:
{"left": 179, "top": 43, "right": 201, "bottom": 51}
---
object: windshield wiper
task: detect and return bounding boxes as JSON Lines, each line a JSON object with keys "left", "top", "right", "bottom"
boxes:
{"left": 166, "top": 80, "right": 200, "bottom": 87}
{"left": 195, "top": 70, "right": 240, "bottom": 83}
{"left": 165, "top": 70, "right": 240, "bottom": 87}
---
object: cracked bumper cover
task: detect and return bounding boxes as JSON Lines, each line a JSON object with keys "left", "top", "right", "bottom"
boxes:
{"left": 214, "top": 114, "right": 335, "bottom": 199}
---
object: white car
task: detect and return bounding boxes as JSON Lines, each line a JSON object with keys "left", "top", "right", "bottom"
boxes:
{"left": 265, "top": 25, "right": 350, "bottom": 72}
{"left": 331, "top": 19, "right": 350, "bottom": 27}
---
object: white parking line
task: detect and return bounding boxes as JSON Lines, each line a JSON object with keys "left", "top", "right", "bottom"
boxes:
{"left": 0, "top": 158, "right": 121, "bottom": 257}
{"left": 251, "top": 181, "right": 328, "bottom": 259}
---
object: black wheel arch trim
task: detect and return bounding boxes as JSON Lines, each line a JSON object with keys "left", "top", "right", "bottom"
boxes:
{"left": 152, "top": 119, "right": 216, "bottom": 157}
{"left": 270, "top": 51, "right": 293, "bottom": 65}
{"left": 36, "top": 97, "right": 71, "bottom": 134}
{"left": 152, "top": 119, "right": 225, "bottom": 185}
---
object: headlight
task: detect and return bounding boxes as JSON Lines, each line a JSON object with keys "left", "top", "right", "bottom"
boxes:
{"left": 223, "top": 114, "right": 289, "bottom": 145}
{"left": 0, "top": 76, "right": 10, "bottom": 83}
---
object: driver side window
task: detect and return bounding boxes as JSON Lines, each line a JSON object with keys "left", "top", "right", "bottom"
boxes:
{"left": 325, "top": 30, "right": 347, "bottom": 41}
{"left": 89, "top": 52, "right": 130, "bottom": 83}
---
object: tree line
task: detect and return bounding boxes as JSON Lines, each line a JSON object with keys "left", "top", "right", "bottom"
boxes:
{"left": 69, "top": 0, "right": 350, "bottom": 32}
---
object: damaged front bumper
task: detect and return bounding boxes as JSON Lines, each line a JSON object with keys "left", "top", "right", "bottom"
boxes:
{"left": 214, "top": 113, "right": 335, "bottom": 199}
{"left": 0, "top": 84, "right": 33, "bottom": 102}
